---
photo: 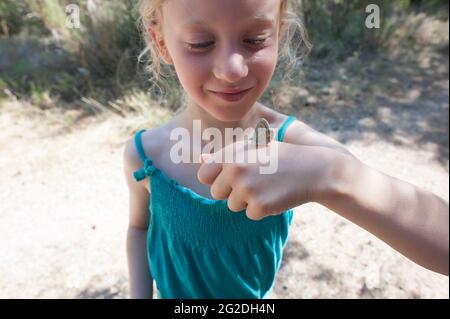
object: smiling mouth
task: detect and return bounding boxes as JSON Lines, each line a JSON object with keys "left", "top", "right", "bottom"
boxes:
{"left": 209, "top": 88, "right": 253, "bottom": 102}
{"left": 211, "top": 88, "right": 252, "bottom": 94}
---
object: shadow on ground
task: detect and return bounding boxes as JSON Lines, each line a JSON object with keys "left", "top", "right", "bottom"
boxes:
{"left": 76, "top": 277, "right": 127, "bottom": 299}
{"left": 275, "top": 50, "right": 449, "bottom": 167}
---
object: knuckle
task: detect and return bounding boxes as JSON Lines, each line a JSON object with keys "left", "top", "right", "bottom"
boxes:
{"left": 246, "top": 200, "right": 263, "bottom": 218}
{"left": 210, "top": 183, "right": 221, "bottom": 199}
{"left": 233, "top": 178, "right": 256, "bottom": 200}
{"left": 240, "top": 180, "right": 256, "bottom": 198}
{"left": 231, "top": 163, "right": 247, "bottom": 176}
{"left": 254, "top": 199, "right": 271, "bottom": 215}
{"left": 227, "top": 201, "right": 240, "bottom": 212}
{"left": 227, "top": 194, "right": 245, "bottom": 212}
{"left": 246, "top": 208, "right": 264, "bottom": 221}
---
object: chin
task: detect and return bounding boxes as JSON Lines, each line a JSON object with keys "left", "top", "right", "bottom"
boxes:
{"left": 204, "top": 99, "right": 257, "bottom": 122}
{"left": 211, "top": 105, "right": 255, "bottom": 123}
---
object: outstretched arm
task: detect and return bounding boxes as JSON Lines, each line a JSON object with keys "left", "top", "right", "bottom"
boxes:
{"left": 318, "top": 151, "right": 449, "bottom": 276}
{"left": 198, "top": 139, "right": 449, "bottom": 276}
{"left": 283, "top": 119, "right": 449, "bottom": 275}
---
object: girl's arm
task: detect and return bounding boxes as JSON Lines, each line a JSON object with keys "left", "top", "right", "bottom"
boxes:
{"left": 284, "top": 120, "right": 449, "bottom": 275}
{"left": 124, "top": 140, "right": 153, "bottom": 299}
{"left": 198, "top": 119, "right": 448, "bottom": 276}
{"left": 198, "top": 137, "right": 449, "bottom": 276}
{"left": 317, "top": 150, "right": 449, "bottom": 276}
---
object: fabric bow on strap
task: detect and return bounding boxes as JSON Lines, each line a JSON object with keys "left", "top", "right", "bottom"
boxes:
{"left": 133, "top": 158, "right": 157, "bottom": 181}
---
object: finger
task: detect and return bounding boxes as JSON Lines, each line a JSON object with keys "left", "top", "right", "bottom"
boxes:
{"left": 210, "top": 170, "right": 232, "bottom": 200}
{"left": 197, "top": 153, "right": 222, "bottom": 185}
{"left": 227, "top": 189, "right": 248, "bottom": 213}
{"left": 245, "top": 200, "right": 266, "bottom": 221}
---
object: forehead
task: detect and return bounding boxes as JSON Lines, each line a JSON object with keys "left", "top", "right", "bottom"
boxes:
{"left": 163, "top": 0, "right": 281, "bottom": 27}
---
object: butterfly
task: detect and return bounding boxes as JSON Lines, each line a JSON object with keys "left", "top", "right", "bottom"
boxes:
{"left": 251, "top": 118, "right": 274, "bottom": 147}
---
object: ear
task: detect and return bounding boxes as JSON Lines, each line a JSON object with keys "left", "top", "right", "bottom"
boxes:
{"left": 148, "top": 26, "right": 173, "bottom": 65}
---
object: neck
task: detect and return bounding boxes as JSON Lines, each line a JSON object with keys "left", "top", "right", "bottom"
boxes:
{"left": 170, "top": 97, "right": 264, "bottom": 154}
{"left": 176, "top": 98, "right": 263, "bottom": 135}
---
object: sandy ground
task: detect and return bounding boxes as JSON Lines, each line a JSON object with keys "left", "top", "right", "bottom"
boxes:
{"left": 0, "top": 52, "right": 448, "bottom": 299}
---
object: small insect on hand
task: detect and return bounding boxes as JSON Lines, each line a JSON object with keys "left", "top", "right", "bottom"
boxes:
{"left": 251, "top": 118, "right": 274, "bottom": 147}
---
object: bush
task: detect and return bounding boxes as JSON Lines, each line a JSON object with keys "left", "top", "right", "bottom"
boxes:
{"left": 0, "top": 0, "right": 48, "bottom": 36}
{"left": 0, "top": 0, "right": 448, "bottom": 111}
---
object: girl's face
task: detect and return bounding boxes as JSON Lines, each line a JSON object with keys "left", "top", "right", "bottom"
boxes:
{"left": 157, "top": 0, "right": 282, "bottom": 122}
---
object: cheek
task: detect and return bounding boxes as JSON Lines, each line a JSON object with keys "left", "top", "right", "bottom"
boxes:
{"left": 172, "top": 52, "right": 211, "bottom": 91}
{"left": 249, "top": 47, "right": 278, "bottom": 85}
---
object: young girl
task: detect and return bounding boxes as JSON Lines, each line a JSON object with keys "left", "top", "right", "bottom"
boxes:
{"left": 124, "top": 0, "right": 449, "bottom": 299}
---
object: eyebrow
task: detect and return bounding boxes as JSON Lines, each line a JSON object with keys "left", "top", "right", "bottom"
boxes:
{"left": 181, "top": 15, "right": 276, "bottom": 27}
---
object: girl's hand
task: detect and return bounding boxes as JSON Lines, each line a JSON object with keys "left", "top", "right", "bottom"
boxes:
{"left": 197, "top": 140, "right": 345, "bottom": 220}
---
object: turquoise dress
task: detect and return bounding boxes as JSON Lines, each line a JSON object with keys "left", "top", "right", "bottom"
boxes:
{"left": 133, "top": 115, "right": 297, "bottom": 298}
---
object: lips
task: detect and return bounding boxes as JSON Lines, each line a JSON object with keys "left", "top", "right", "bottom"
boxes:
{"left": 210, "top": 87, "right": 253, "bottom": 102}
{"left": 213, "top": 88, "right": 251, "bottom": 94}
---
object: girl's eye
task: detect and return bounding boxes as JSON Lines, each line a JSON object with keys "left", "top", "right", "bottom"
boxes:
{"left": 185, "top": 38, "right": 267, "bottom": 50}
{"left": 186, "top": 41, "right": 214, "bottom": 50}
{"left": 244, "top": 38, "right": 267, "bottom": 46}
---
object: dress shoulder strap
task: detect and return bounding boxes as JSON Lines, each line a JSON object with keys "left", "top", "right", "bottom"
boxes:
{"left": 277, "top": 115, "right": 297, "bottom": 142}
{"left": 134, "top": 129, "right": 149, "bottom": 162}
{"left": 133, "top": 129, "right": 156, "bottom": 182}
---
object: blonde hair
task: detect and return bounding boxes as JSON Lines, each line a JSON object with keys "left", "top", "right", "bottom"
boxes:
{"left": 138, "top": 0, "right": 311, "bottom": 94}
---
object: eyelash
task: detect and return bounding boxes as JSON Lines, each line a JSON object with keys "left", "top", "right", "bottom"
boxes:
{"left": 186, "top": 38, "right": 268, "bottom": 50}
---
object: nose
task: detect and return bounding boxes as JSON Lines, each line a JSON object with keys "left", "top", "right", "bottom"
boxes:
{"left": 213, "top": 50, "right": 248, "bottom": 84}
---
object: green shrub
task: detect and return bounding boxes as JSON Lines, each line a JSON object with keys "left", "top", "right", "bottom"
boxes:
{"left": 0, "top": 0, "right": 448, "bottom": 113}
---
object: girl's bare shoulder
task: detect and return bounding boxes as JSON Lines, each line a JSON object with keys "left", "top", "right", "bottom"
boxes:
{"left": 258, "top": 104, "right": 299, "bottom": 132}
{"left": 123, "top": 121, "right": 174, "bottom": 190}
{"left": 258, "top": 104, "right": 350, "bottom": 152}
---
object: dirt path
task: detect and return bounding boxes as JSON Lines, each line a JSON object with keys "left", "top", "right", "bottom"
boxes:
{"left": 0, "top": 52, "right": 448, "bottom": 298}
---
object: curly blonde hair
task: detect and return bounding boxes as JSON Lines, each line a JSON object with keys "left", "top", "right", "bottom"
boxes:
{"left": 138, "top": 0, "right": 311, "bottom": 92}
